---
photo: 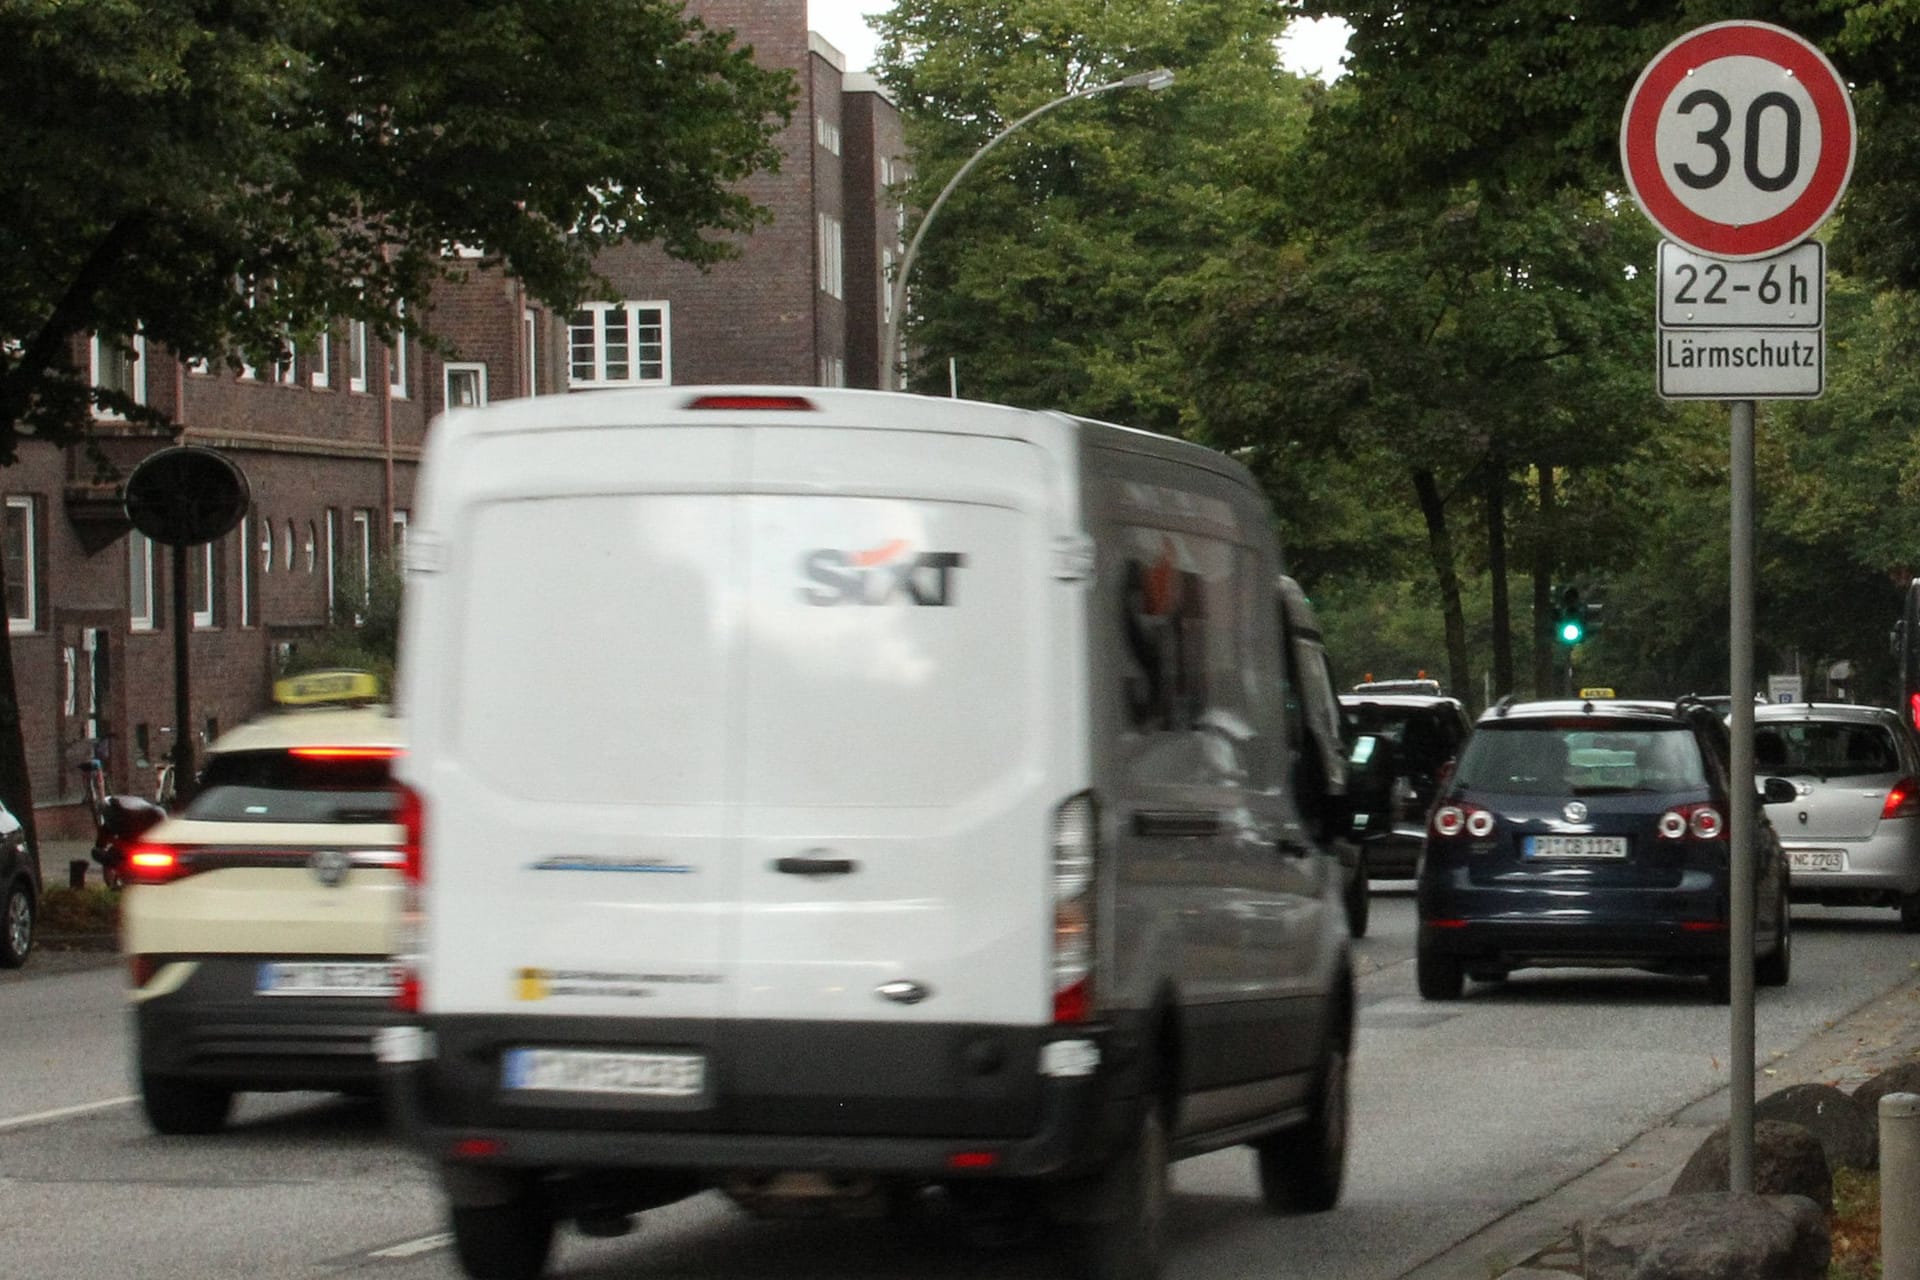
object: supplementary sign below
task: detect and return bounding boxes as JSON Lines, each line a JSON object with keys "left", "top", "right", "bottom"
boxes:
{"left": 1659, "top": 241, "right": 1822, "bottom": 328}
{"left": 1657, "top": 327, "right": 1823, "bottom": 399}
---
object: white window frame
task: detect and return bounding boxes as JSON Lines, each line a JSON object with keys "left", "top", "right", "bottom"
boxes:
{"left": 351, "top": 508, "right": 373, "bottom": 622}
{"left": 323, "top": 512, "right": 336, "bottom": 621}
{"left": 90, "top": 332, "right": 147, "bottom": 419}
{"left": 285, "top": 519, "right": 297, "bottom": 573}
{"left": 388, "top": 329, "right": 408, "bottom": 399}
{"left": 239, "top": 515, "right": 256, "bottom": 626}
{"left": 568, "top": 302, "right": 671, "bottom": 389}
{"left": 310, "top": 332, "right": 332, "bottom": 389}
{"left": 260, "top": 518, "right": 273, "bottom": 576}
{"left": 191, "top": 541, "right": 215, "bottom": 628}
{"left": 6, "top": 496, "right": 37, "bottom": 634}
{"left": 129, "top": 531, "right": 156, "bottom": 632}
{"left": 272, "top": 337, "right": 299, "bottom": 386}
{"left": 444, "top": 362, "right": 488, "bottom": 409}
{"left": 349, "top": 320, "right": 368, "bottom": 392}
{"left": 392, "top": 509, "right": 410, "bottom": 560}
{"left": 818, "top": 214, "right": 844, "bottom": 300}
{"left": 523, "top": 310, "right": 540, "bottom": 397}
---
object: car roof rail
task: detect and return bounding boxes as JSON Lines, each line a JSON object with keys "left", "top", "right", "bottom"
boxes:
{"left": 1492, "top": 694, "right": 1515, "bottom": 718}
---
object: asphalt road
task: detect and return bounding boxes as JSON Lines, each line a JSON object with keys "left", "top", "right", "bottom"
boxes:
{"left": 3, "top": 889, "right": 1917, "bottom": 1280}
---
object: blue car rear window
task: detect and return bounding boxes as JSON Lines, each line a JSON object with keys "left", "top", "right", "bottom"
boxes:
{"left": 1455, "top": 724, "right": 1706, "bottom": 796}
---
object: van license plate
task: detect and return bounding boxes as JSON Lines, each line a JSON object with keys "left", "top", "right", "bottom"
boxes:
{"left": 1525, "top": 835, "right": 1628, "bottom": 859}
{"left": 1788, "top": 849, "right": 1845, "bottom": 873}
{"left": 256, "top": 961, "right": 400, "bottom": 997}
{"left": 502, "top": 1048, "right": 705, "bottom": 1098}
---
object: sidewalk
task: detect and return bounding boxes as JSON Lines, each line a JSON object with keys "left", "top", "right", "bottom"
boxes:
{"left": 1408, "top": 969, "right": 1920, "bottom": 1279}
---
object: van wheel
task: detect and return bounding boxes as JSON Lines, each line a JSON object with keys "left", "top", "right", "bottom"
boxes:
{"left": 1073, "top": 1101, "right": 1168, "bottom": 1280}
{"left": 1415, "top": 938, "right": 1463, "bottom": 1001}
{"left": 449, "top": 1182, "right": 555, "bottom": 1280}
{"left": 0, "top": 881, "right": 32, "bottom": 968}
{"left": 140, "top": 1073, "right": 233, "bottom": 1135}
{"left": 1343, "top": 856, "right": 1370, "bottom": 938}
{"left": 1255, "top": 1037, "right": 1349, "bottom": 1213}
{"left": 1900, "top": 893, "right": 1920, "bottom": 933}
{"left": 1756, "top": 891, "right": 1792, "bottom": 987}
{"left": 1706, "top": 963, "right": 1732, "bottom": 1004}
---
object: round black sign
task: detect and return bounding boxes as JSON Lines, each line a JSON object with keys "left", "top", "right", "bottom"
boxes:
{"left": 123, "top": 446, "right": 251, "bottom": 547}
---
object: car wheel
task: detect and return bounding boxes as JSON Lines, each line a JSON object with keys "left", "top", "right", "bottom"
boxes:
{"left": 1416, "top": 936, "right": 1464, "bottom": 1001}
{"left": 1343, "top": 853, "right": 1370, "bottom": 939}
{"left": 140, "top": 1073, "right": 234, "bottom": 1135}
{"left": 1706, "top": 963, "right": 1732, "bottom": 1005}
{"left": 450, "top": 1181, "right": 555, "bottom": 1280}
{"left": 1901, "top": 893, "right": 1920, "bottom": 934}
{"left": 1255, "top": 1027, "right": 1349, "bottom": 1213}
{"left": 1, "top": 880, "right": 33, "bottom": 968}
{"left": 1073, "top": 1098, "right": 1169, "bottom": 1280}
{"left": 1756, "top": 890, "right": 1792, "bottom": 987}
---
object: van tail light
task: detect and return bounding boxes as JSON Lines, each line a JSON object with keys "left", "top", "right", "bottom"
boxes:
{"left": 1883, "top": 779, "right": 1920, "bottom": 820}
{"left": 1910, "top": 692, "right": 1920, "bottom": 735}
{"left": 124, "top": 841, "right": 191, "bottom": 885}
{"left": 1431, "top": 802, "right": 1492, "bottom": 840}
{"left": 684, "top": 393, "right": 817, "bottom": 412}
{"left": 393, "top": 782, "right": 427, "bottom": 1014}
{"left": 1051, "top": 792, "right": 1098, "bottom": 1024}
{"left": 1658, "top": 804, "right": 1724, "bottom": 840}
{"left": 129, "top": 955, "right": 159, "bottom": 988}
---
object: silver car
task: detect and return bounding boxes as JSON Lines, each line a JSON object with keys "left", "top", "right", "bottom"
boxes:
{"left": 1754, "top": 703, "right": 1920, "bottom": 931}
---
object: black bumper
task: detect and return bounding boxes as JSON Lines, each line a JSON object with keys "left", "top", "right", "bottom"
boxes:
{"left": 383, "top": 1014, "right": 1144, "bottom": 1184}
{"left": 135, "top": 957, "right": 405, "bottom": 1090}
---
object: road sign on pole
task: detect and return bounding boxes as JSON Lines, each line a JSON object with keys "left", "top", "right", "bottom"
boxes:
{"left": 1622, "top": 21, "right": 1855, "bottom": 261}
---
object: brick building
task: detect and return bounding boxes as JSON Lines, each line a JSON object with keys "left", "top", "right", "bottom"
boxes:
{"left": 5, "top": 3, "right": 906, "bottom": 837}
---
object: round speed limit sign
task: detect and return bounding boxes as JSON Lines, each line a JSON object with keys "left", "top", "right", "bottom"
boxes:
{"left": 1621, "top": 21, "right": 1854, "bottom": 260}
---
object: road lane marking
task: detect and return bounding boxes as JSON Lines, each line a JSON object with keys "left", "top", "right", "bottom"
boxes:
{"left": 368, "top": 1233, "right": 452, "bottom": 1259}
{"left": 0, "top": 1095, "right": 137, "bottom": 1132}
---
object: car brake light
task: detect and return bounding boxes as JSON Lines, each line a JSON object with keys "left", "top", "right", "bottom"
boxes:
{"left": 684, "top": 394, "right": 817, "bottom": 412}
{"left": 1431, "top": 803, "right": 1493, "bottom": 839}
{"left": 1052, "top": 793, "right": 1097, "bottom": 1024}
{"left": 124, "top": 841, "right": 189, "bottom": 885}
{"left": 288, "top": 746, "right": 403, "bottom": 760}
{"left": 1883, "top": 778, "right": 1920, "bottom": 819}
{"left": 1910, "top": 692, "right": 1920, "bottom": 735}
{"left": 1658, "top": 804, "right": 1723, "bottom": 840}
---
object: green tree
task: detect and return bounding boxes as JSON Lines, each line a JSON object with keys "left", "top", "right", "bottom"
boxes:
{"left": 0, "top": 0, "right": 795, "bottom": 860}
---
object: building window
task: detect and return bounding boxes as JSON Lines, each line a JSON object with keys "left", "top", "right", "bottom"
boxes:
{"left": 5, "top": 496, "right": 37, "bottom": 633}
{"left": 524, "top": 309, "right": 540, "bottom": 397}
{"left": 321, "top": 513, "right": 334, "bottom": 621}
{"left": 272, "top": 338, "right": 299, "bottom": 386}
{"left": 308, "top": 520, "right": 320, "bottom": 575}
{"left": 818, "top": 214, "right": 844, "bottom": 300}
{"left": 816, "top": 115, "right": 841, "bottom": 155}
{"left": 445, "top": 362, "right": 488, "bottom": 409}
{"left": 285, "top": 519, "right": 297, "bottom": 572}
{"left": 310, "top": 332, "right": 332, "bottom": 389}
{"left": 351, "top": 508, "right": 373, "bottom": 622}
{"left": 129, "top": 531, "right": 156, "bottom": 631}
{"left": 191, "top": 541, "right": 216, "bottom": 628}
{"left": 568, "top": 302, "right": 669, "bottom": 388}
{"left": 388, "top": 325, "right": 409, "bottom": 399}
{"left": 91, "top": 333, "right": 147, "bottom": 418}
{"left": 260, "top": 519, "right": 273, "bottom": 576}
{"left": 348, "top": 320, "right": 368, "bottom": 392}
{"left": 239, "top": 515, "right": 257, "bottom": 626}
{"left": 392, "top": 509, "right": 410, "bottom": 560}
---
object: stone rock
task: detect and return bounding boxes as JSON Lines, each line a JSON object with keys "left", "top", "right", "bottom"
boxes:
{"left": 1852, "top": 1059, "right": 1920, "bottom": 1114}
{"left": 1668, "top": 1119, "right": 1831, "bottom": 1209}
{"left": 1579, "top": 1193, "right": 1829, "bottom": 1280}
{"left": 1755, "top": 1081, "right": 1879, "bottom": 1170}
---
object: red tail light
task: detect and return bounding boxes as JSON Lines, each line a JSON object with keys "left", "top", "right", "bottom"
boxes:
{"left": 124, "top": 841, "right": 190, "bottom": 885}
{"left": 1883, "top": 778, "right": 1920, "bottom": 820}
{"left": 129, "top": 955, "right": 160, "bottom": 988}
{"left": 684, "top": 394, "right": 817, "bottom": 412}
{"left": 1909, "top": 692, "right": 1920, "bottom": 734}
{"left": 1657, "top": 804, "right": 1724, "bottom": 840}
{"left": 397, "top": 782, "right": 424, "bottom": 883}
{"left": 1052, "top": 793, "right": 1097, "bottom": 1024}
{"left": 394, "top": 782, "right": 426, "bottom": 1014}
{"left": 1431, "top": 802, "right": 1493, "bottom": 839}
{"left": 288, "top": 746, "right": 403, "bottom": 760}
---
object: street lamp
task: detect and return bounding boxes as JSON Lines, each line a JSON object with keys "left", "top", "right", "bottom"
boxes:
{"left": 882, "top": 67, "right": 1175, "bottom": 391}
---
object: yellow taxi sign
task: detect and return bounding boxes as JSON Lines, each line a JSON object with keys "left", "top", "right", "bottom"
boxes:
{"left": 273, "top": 669, "right": 383, "bottom": 707}
{"left": 1579, "top": 687, "right": 1617, "bottom": 699}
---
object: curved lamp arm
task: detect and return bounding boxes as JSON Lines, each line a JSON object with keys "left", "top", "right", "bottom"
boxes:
{"left": 881, "top": 67, "right": 1173, "bottom": 391}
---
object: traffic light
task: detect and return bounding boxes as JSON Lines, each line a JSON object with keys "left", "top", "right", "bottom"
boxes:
{"left": 1554, "top": 585, "right": 1587, "bottom": 646}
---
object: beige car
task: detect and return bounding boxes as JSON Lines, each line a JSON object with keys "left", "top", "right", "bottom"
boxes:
{"left": 121, "top": 674, "right": 405, "bottom": 1134}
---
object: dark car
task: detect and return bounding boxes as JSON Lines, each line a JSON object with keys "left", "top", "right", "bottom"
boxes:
{"left": 1416, "top": 698, "right": 1795, "bottom": 1002}
{"left": 1, "top": 799, "right": 37, "bottom": 968}
{"left": 1339, "top": 692, "right": 1472, "bottom": 879}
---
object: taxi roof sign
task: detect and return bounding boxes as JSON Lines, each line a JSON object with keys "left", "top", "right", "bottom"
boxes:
{"left": 273, "top": 669, "right": 384, "bottom": 707}
{"left": 1579, "top": 687, "right": 1618, "bottom": 699}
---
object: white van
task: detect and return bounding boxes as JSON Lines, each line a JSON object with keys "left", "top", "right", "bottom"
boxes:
{"left": 384, "top": 388, "right": 1354, "bottom": 1280}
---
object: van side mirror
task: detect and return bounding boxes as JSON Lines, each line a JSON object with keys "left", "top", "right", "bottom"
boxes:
{"left": 1759, "top": 776, "right": 1797, "bottom": 805}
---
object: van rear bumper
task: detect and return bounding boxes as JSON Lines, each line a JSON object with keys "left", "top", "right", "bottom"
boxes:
{"left": 381, "top": 1014, "right": 1146, "bottom": 1182}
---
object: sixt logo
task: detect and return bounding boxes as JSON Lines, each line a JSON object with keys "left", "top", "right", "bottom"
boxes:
{"left": 801, "top": 539, "right": 967, "bottom": 606}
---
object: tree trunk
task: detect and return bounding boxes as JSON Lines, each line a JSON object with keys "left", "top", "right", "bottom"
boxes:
{"left": 1487, "top": 460, "right": 1513, "bottom": 699}
{"left": 1411, "top": 467, "right": 1472, "bottom": 707}
{"left": 0, "top": 548, "right": 43, "bottom": 885}
{"left": 1532, "top": 465, "right": 1557, "bottom": 698}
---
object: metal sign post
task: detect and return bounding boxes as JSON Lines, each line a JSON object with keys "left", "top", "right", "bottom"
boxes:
{"left": 1621, "top": 20, "right": 1854, "bottom": 1196}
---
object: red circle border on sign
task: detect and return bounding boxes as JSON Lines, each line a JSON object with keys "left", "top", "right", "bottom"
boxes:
{"left": 1622, "top": 22, "right": 1854, "bottom": 260}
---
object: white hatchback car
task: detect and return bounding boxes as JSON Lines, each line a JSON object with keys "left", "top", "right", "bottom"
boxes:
{"left": 1755, "top": 702, "right": 1920, "bottom": 931}
{"left": 120, "top": 672, "right": 406, "bottom": 1133}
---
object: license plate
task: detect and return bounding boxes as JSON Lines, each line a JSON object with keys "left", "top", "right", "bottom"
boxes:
{"left": 502, "top": 1048, "right": 705, "bottom": 1098}
{"left": 1525, "top": 835, "right": 1628, "bottom": 859}
{"left": 1788, "top": 849, "right": 1845, "bottom": 873}
{"left": 255, "top": 961, "right": 400, "bottom": 997}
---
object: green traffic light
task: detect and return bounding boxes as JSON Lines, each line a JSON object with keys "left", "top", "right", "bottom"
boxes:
{"left": 1559, "top": 619, "right": 1585, "bottom": 644}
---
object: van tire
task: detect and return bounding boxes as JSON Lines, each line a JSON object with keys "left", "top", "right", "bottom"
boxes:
{"left": 1074, "top": 1101, "right": 1168, "bottom": 1280}
{"left": 139, "top": 1074, "right": 233, "bottom": 1135}
{"left": 1255, "top": 1038, "right": 1349, "bottom": 1213}
{"left": 1756, "top": 890, "right": 1792, "bottom": 987}
{"left": 1900, "top": 893, "right": 1920, "bottom": 933}
{"left": 449, "top": 1184, "right": 554, "bottom": 1280}
{"left": 1343, "top": 856, "right": 1370, "bottom": 939}
{"left": 1415, "top": 938, "right": 1463, "bottom": 1001}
